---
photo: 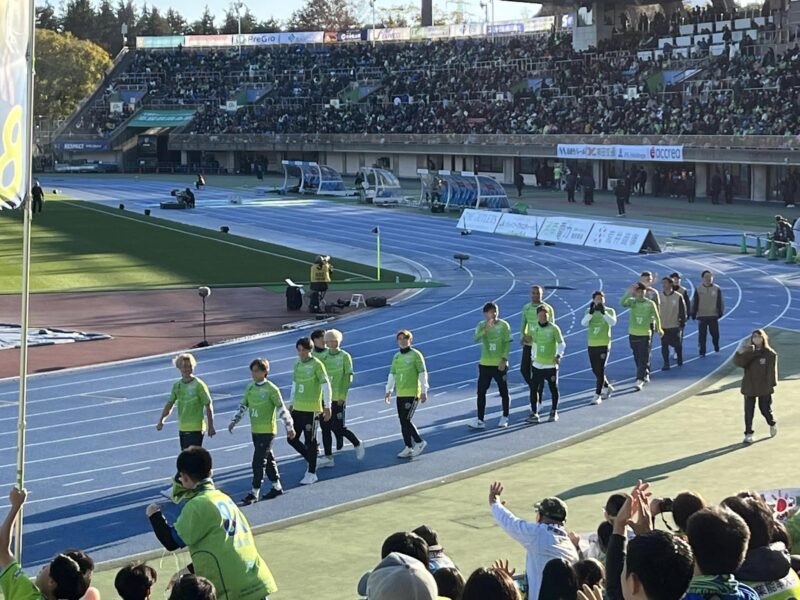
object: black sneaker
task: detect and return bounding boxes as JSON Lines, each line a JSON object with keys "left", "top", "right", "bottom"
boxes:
{"left": 336, "top": 436, "right": 344, "bottom": 451}
{"left": 241, "top": 493, "right": 258, "bottom": 506}
{"left": 662, "top": 365, "right": 671, "bottom": 371}
{"left": 262, "top": 488, "right": 284, "bottom": 500}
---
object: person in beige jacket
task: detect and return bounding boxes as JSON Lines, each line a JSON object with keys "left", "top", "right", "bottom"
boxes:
{"left": 733, "top": 329, "right": 778, "bottom": 445}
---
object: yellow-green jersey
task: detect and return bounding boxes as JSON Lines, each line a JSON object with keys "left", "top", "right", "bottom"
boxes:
{"left": 0, "top": 562, "right": 45, "bottom": 600}
{"left": 620, "top": 292, "right": 662, "bottom": 337}
{"left": 474, "top": 319, "right": 512, "bottom": 366}
{"left": 531, "top": 322, "right": 565, "bottom": 368}
{"left": 322, "top": 349, "right": 354, "bottom": 402}
{"left": 240, "top": 380, "right": 284, "bottom": 434}
{"left": 582, "top": 307, "right": 618, "bottom": 348}
{"left": 175, "top": 481, "right": 277, "bottom": 600}
{"left": 292, "top": 356, "right": 330, "bottom": 412}
{"left": 520, "top": 301, "right": 555, "bottom": 344}
{"left": 168, "top": 377, "right": 212, "bottom": 432}
{"left": 389, "top": 348, "right": 428, "bottom": 397}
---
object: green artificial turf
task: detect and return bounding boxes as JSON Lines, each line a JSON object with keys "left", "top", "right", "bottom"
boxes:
{"left": 0, "top": 201, "right": 414, "bottom": 294}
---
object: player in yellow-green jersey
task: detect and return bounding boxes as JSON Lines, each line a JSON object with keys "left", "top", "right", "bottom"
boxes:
{"left": 385, "top": 330, "right": 429, "bottom": 459}
{"left": 318, "top": 329, "right": 365, "bottom": 469}
{"left": 156, "top": 353, "right": 216, "bottom": 502}
{"left": 146, "top": 447, "right": 277, "bottom": 600}
{"left": 229, "top": 358, "right": 295, "bottom": 505}
{"left": 580, "top": 290, "right": 618, "bottom": 406}
{"left": 287, "top": 337, "right": 332, "bottom": 486}
{"left": 527, "top": 306, "right": 566, "bottom": 423}
{"left": 469, "top": 302, "right": 512, "bottom": 430}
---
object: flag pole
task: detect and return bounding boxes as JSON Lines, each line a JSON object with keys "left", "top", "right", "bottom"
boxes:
{"left": 376, "top": 231, "right": 381, "bottom": 281}
{"left": 15, "top": 0, "right": 37, "bottom": 562}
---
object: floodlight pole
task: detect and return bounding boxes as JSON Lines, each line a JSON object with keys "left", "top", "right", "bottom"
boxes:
{"left": 15, "top": 0, "right": 37, "bottom": 563}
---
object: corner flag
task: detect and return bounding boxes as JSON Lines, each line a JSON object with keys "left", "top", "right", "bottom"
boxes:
{"left": 371, "top": 227, "right": 381, "bottom": 281}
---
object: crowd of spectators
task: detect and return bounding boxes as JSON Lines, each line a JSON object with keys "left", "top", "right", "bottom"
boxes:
{"left": 66, "top": 9, "right": 800, "bottom": 139}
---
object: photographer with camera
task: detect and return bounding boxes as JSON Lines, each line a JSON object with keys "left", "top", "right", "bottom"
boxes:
{"left": 309, "top": 256, "right": 333, "bottom": 313}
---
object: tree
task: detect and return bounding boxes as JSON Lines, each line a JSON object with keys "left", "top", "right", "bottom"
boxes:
{"left": 191, "top": 5, "right": 218, "bottom": 34}
{"left": 165, "top": 8, "right": 189, "bottom": 34}
{"left": 221, "top": 4, "right": 259, "bottom": 34}
{"left": 34, "top": 29, "right": 112, "bottom": 122}
{"left": 94, "top": 0, "right": 123, "bottom": 56}
{"left": 36, "top": 3, "right": 61, "bottom": 31}
{"left": 287, "top": 0, "right": 360, "bottom": 31}
{"left": 377, "top": 2, "right": 417, "bottom": 27}
{"left": 61, "top": 0, "right": 96, "bottom": 41}
{"left": 116, "top": 0, "right": 138, "bottom": 43}
{"left": 138, "top": 4, "right": 172, "bottom": 36}
{"left": 254, "top": 18, "right": 281, "bottom": 32}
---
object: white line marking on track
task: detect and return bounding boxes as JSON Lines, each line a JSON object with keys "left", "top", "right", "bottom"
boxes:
{"left": 121, "top": 467, "right": 149, "bottom": 475}
{"left": 63, "top": 479, "right": 93, "bottom": 487}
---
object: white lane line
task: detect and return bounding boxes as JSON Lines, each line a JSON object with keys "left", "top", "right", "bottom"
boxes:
{"left": 63, "top": 479, "right": 93, "bottom": 487}
{"left": 121, "top": 467, "right": 149, "bottom": 475}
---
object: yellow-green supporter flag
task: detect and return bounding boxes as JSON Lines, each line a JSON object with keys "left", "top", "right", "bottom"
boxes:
{"left": 0, "top": 0, "right": 32, "bottom": 210}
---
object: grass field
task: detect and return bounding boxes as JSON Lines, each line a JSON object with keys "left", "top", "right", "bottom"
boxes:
{"left": 0, "top": 200, "right": 415, "bottom": 294}
{"left": 87, "top": 328, "right": 800, "bottom": 599}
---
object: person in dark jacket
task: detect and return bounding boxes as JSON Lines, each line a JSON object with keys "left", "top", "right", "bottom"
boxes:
{"left": 614, "top": 179, "right": 628, "bottom": 216}
{"left": 514, "top": 172, "right": 525, "bottom": 198}
{"left": 637, "top": 168, "right": 647, "bottom": 195}
{"left": 31, "top": 179, "right": 44, "bottom": 213}
{"left": 565, "top": 171, "right": 577, "bottom": 203}
{"left": 780, "top": 177, "right": 795, "bottom": 208}
{"left": 733, "top": 329, "right": 778, "bottom": 445}
{"left": 724, "top": 170, "right": 735, "bottom": 204}
{"left": 581, "top": 172, "right": 595, "bottom": 205}
{"left": 710, "top": 169, "right": 723, "bottom": 204}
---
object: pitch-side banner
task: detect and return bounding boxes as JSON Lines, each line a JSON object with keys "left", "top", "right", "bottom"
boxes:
{"left": 556, "top": 144, "right": 684, "bottom": 162}
{"left": 0, "top": 0, "right": 31, "bottom": 209}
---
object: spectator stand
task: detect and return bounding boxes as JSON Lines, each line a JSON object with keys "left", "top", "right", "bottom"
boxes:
{"left": 279, "top": 160, "right": 354, "bottom": 197}
{"left": 417, "top": 169, "right": 510, "bottom": 212}
{"left": 358, "top": 167, "right": 408, "bottom": 206}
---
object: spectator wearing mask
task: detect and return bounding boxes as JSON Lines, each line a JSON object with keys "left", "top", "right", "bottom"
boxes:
{"left": 0, "top": 488, "right": 88, "bottom": 600}
{"left": 489, "top": 482, "right": 579, "bottom": 600}
{"left": 684, "top": 507, "right": 759, "bottom": 600}
{"left": 115, "top": 562, "right": 157, "bottom": 600}
{"left": 413, "top": 525, "right": 457, "bottom": 572}
{"left": 146, "top": 447, "right": 278, "bottom": 600}
{"left": 690, "top": 270, "right": 724, "bottom": 357}
{"left": 621, "top": 283, "right": 663, "bottom": 391}
{"left": 721, "top": 495, "right": 800, "bottom": 599}
{"left": 658, "top": 277, "right": 686, "bottom": 370}
{"left": 733, "top": 329, "right": 778, "bottom": 444}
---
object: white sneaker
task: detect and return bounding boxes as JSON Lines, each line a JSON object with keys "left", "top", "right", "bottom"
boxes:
{"left": 525, "top": 412, "right": 540, "bottom": 424}
{"left": 300, "top": 471, "right": 318, "bottom": 485}
{"left": 770, "top": 424, "right": 778, "bottom": 438}
{"left": 397, "top": 446, "right": 414, "bottom": 458}
{"left": 411, "top": 440, "right": 428, "bottom": 457}
{"left": 468, "top": 418, "right": 485, "bottom": 430}
{"left": 743, "top": 434, "right": 754, "bottom": 444}
{"left": 497, "top": 416, "right": 509, "bottom": 428}
{"left": 317, "top": 456, "right": 335, "bottom": 469}
{"left": 634, "top": 379, "right": 644, "bottom": 391}
{"left": 549, "top": 411, "right": 559, "bottom": 422}
{"left": 592, "top": 395, "right": 602, "bottom": 405}
{"left": 354, "top": 443, "right": 366, "bottom": 460}
{"left": 602, "top": 384, "right": 614, "bottom": 400}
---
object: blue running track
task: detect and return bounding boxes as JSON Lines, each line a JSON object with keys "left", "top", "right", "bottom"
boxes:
{"left": 1, "top": 177, "right": 797, "bottom": 567}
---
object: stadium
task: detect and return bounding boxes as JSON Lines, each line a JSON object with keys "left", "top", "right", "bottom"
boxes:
{"left": 1, "top": 0, "right": 800, "bottom": 598}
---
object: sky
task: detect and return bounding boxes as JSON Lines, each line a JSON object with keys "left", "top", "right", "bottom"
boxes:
{"left": 164, "top": 0, "right": 540, "bottom": 27}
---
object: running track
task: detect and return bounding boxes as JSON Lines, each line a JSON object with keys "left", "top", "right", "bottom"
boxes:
{"left": 2, "top": 177, "right": 798, "bottom": 567}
